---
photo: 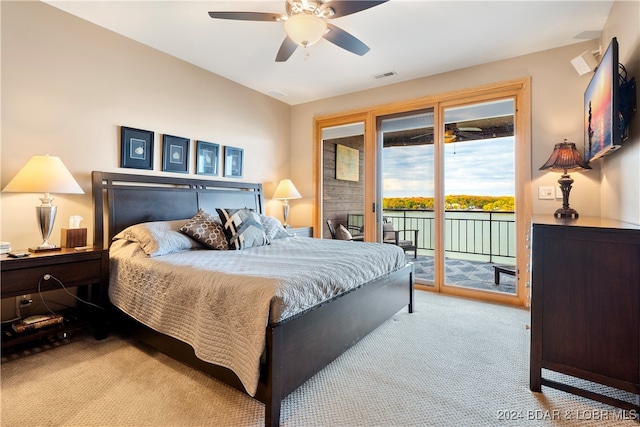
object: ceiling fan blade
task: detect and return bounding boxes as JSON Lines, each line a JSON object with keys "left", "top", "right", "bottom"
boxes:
{"left": 323, "top": 24, "right": 370, "bottom": 56}
{"left": 324, "top": 0, "right": 389, "bottom": 19}
{"left": 276, "top": 37, "right": 298, "bottom": 62}
{"left": 208, "top": 11, "right": 283, "bottom": 22}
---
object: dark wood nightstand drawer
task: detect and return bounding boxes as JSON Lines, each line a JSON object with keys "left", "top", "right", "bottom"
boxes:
{"left": 2, "top": 259, "right": 102, "bottom": 297}
{"left": 1, "top": 249, "right": 105, "bottom": 298}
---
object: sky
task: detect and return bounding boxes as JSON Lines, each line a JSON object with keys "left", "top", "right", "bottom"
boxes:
{"left": 382, "top": 136, "right": 515, "bottom": 198}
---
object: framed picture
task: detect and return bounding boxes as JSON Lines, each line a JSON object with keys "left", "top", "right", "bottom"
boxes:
{"left": 196, "top": 140, "right": 219, "bottom": 176}
{"left": 162, "top": 134, "right": 190, "bottom": 173}
{"left": 335, "top": 144, "right": 359, "bottom": 182}
{"left": 121, "top": 126, "right": 154, "bottom": 170}
{"left": 224, "top": 146, "right": 244, "bottom": 178}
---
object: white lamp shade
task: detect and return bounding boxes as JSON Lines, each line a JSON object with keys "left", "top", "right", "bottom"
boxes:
{"left": 3, "top": 155, "right": 84, "bottom": 194}
{"left": 273, "top": 179, "right": 301, "bottom": 200}
{"left": 284, "top": 13, "right": 327, "bottom": 47}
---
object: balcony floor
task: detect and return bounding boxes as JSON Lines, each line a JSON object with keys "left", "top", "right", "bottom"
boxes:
{"left": 407, "top": 255, "right": 516, "bottom": 294}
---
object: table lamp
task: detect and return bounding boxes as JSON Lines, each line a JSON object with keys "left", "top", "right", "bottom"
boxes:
{"left": 539, "top": 140, "right": 591, "bottom": 219}
{"left": 2, "top": 155, "right": 84, "bottom": 252}
{"left": 273, "top": 179, "right": 301, "bottom": 228}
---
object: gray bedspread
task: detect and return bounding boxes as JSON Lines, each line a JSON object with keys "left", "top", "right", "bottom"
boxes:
{"left": 109, "top": 236, "right": 406, "bottom": 396}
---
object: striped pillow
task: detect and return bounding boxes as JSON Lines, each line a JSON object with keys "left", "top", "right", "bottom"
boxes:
{"left": 216, "top": 208, "right": 267, "bottom": 250}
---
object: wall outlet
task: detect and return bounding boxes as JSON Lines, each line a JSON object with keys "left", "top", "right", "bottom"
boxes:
{"left": 16, "top": 294, "right": 32, "bottom": 310}
{"left": 556, "top": 186, "right": 563, "bottom": 199}
{"left": 538, "top": 186, "right": 554, "bottom": 200}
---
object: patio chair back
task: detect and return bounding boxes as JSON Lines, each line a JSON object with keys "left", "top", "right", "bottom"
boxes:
{"left": 326, "top": 219, "right": 337, "bottom": 239}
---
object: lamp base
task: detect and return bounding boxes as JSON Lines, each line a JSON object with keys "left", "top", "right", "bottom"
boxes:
{"left": 282, "top": 201, "right": 290, "bottom": 228}
{"left": 28, "top": 245, "right": 61, "bottom": 253}
{"left": 554, "top": 208, "right": 579, "bottom": 219}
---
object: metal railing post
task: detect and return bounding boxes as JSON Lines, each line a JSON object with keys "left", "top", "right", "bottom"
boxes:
{"left": 489, "top": 212, "right": 493, "bottom": 263}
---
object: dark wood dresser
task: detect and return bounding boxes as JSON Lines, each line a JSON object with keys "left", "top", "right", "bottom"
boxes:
{"left": 529, "top": 215, "right": 640, "bottom": 412}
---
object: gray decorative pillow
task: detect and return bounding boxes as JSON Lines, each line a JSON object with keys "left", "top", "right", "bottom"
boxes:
{"left": 335, "top": 224, "right": 353, "bottom": 240}
{"left": 180, "top": 209, "right": 229, "bottom": 250}
{"left": 113, "top": 219, "right": 203, "bottom": 257}
{"left": 216, "top": 208, "right": 267, "bottom": 250}
{"left": 260, "top": 214, "right": 291, "bottom": 243}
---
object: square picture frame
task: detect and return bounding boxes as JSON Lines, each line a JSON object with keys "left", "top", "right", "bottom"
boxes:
{"left": 162, "top": 134, "right": 190, "bottom": 174}
{"left": 196, "top": 140, "right": 220, "bottom": 176}
{"left": 121, "top": 126, "right": 154, "bottom": 170}
{"left": 224, "top": 146, "right": 244, "bottom": 178}
{"left": 335, "top": 143, "right": 359, "bottom": 182}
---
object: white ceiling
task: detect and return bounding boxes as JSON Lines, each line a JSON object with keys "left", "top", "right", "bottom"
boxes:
{"left": 44, "top": 1, "right": 613, "bottom": 105}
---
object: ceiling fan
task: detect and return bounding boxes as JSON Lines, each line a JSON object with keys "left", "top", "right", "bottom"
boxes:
{"left": 208, "top": 0, "right": 389, "bottom": 62}
{"left": 408, "top": 127, "right": 484, "bottom": 143}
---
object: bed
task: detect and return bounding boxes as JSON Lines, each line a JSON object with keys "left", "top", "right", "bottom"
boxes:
{"left": 92, "top": 171, "right": 414, "bottom": 427}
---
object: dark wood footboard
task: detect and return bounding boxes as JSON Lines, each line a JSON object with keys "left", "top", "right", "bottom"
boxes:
{"left": 261, "top": 263, "right": 414, "bottom": 426}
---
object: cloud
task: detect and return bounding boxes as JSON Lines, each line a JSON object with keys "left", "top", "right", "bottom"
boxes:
{"left": 383, "top": 137, "right": 515, "bottom": 197}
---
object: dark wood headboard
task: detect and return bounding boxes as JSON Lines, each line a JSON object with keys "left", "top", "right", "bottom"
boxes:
{"left": 92, "top": 171, "right": 264, "bottom": 248}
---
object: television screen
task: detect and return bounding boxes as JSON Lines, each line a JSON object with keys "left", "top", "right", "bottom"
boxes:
{"left": 584, "top": 37, "right": 620, "bottom": 162}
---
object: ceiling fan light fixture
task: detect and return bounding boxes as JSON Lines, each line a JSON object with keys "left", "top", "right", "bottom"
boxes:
{"left": 284, "top": 13, "right": 327, "bottom": 47}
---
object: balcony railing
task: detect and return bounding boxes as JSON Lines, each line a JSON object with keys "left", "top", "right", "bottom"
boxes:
{"left": 347, "top": 209, "right": 515, "bottom": 264}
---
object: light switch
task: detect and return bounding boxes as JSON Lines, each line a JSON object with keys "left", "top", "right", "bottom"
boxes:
{"left": 556, "top": 186, "right": 563, "bottom": 199}
{"left": 538, "top": 186, "right": 554, "bottom": 200}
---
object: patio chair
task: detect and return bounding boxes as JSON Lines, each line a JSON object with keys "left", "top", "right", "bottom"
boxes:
{"left": 326, "top": 219, "right": 364, "bottom": 241}
{"left": 383, "top": 220, "right": 418, "bottom": 258}
{"left": 326, "top": 219, "right": 338, "bottom": 239}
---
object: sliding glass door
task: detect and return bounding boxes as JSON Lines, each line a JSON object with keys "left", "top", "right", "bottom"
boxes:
{"left": 379, "top": 110, "right": 435, "bottom": 285}
{"left": 442, "top": 99, "right": 516, "bottom": 295}
{"left": 320, "top": 120, "right": 367, "bottom": 241}
{"left": 315, "top": 78, "right": 531, "bottom": 305}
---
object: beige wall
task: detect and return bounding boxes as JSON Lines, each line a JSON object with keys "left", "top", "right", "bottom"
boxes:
{"left": 1, "top": 1, "right": 292, "bottom": 249}
{"left": 290, "top": 0, "right": 640, "bottom": 225}
{"left": 600, "top": 0, "right": 640, "bottom": 224}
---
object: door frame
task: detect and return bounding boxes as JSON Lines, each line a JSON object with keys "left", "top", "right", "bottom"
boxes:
{"left": 314, "top": 78, "right": 531, "bottom": 306}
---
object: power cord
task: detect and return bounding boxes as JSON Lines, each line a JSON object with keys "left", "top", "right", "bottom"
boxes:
{"left": 37, "top": 274, "right": 105, "bottom": 317}
{"left": 1, "top": 316, "right": 23, "bottom": 325}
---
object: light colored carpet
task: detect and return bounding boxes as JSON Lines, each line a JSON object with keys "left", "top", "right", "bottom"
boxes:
{"left": 2, "top": 291, "right": 637, "bottom": 426}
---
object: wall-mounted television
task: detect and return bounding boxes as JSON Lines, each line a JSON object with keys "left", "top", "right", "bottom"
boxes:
{"left": 584, "top": 37, "right": 620, "bottom": 162}
{"left": 584, "top": 37, "right": 637, "bottom": 163}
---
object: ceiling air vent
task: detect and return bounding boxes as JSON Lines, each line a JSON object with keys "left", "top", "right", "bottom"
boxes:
{"left": 267, "top": 89, "right": 287, "bottom": 98}
{"left": 373, "top": 71, "right": 397, "bottom": 80}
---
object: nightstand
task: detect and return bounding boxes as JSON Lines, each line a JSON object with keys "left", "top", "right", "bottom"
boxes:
{"left": 1, "top": 247, "right": 108, "bottom": 350}
{"left": 288, "top": 226, "right": 313, "bottom": 238}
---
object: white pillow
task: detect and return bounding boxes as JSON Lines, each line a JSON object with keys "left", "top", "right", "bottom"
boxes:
{"left": 335, "top": 224, "right": 353, "bottom": 240}
{"left": 113, "top": 219, "right": 203, "bottom": 257}
{"left": 260, "top": 214, "right": 291, "bottom": 243}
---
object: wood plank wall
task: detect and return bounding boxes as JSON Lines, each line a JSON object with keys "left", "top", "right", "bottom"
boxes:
{"left": 322, "top": 136, "right": 365, "bottom": 239}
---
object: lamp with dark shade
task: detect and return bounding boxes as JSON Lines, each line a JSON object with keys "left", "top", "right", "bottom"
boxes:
{"left": 2, "top": 155, "right": 84, "bottom": 252}
{"left": 539, "top": 139, "right": 591, "bottom": 219}
{"left": 273, "top": 179, "right": 301, "bottom": 228}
